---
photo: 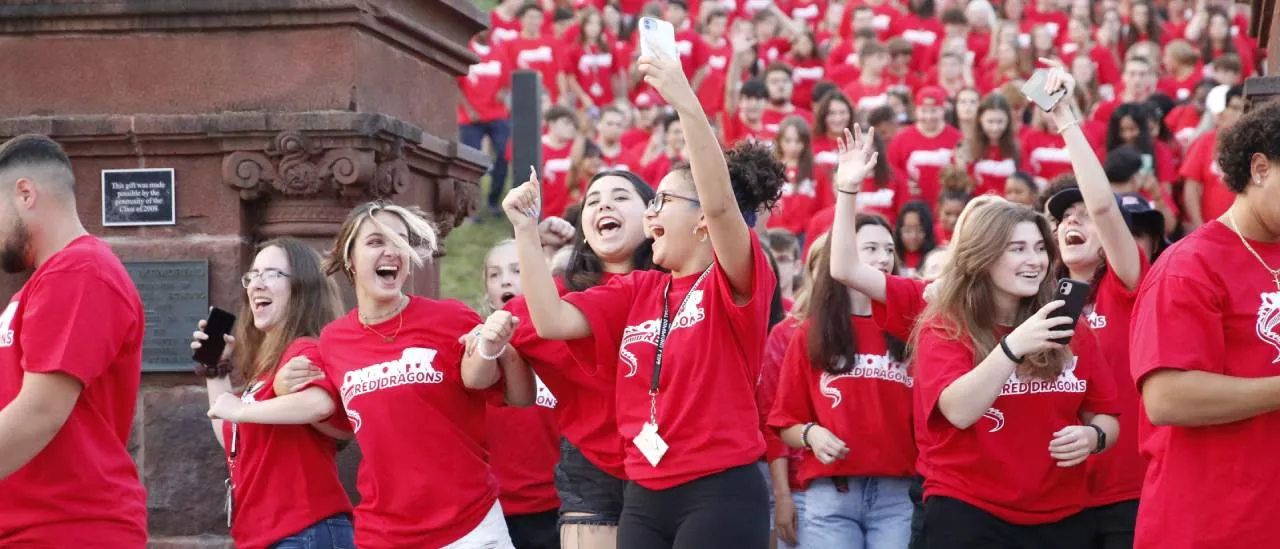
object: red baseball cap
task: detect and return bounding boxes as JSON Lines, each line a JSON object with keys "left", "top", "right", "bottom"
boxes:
{"left": 916, "top": 86, "right": 947, "bottom": 107}
{"left": 635, "top": 91, "right": 659, "bottom": 109}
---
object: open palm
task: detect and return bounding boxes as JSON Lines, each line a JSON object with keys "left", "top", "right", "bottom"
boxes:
{"left": 835, "top": 125, "right": 878, "bottom": 191}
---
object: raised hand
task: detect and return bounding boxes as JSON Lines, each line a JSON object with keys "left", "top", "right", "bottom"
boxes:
{"left": 1003, "top": 300, "right": 1074, "bottom": 359}
{"left": 834, "top": 125, "right": 878, "bottom": 192}
{"left": 1038, "top": 57, "right": 1078, "bottom": 129}
{"left": 637, "top": 49, "right": 696, "bottom": 112}
{"left": 477, "top": 310, "right": 520, "bottom": 359}
{"left": 538, "top": 216, "right": 576, "bottom": 249}
{"left": 502, "top": 167, "right": 543, "bottom": 232}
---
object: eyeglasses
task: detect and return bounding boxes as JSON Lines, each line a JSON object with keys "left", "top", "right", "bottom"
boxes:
{"left": 241, "top": 268, "right": 291, "bottom": 288}
{"left": 647, "top": 191, "right": 701, "bottom": 213}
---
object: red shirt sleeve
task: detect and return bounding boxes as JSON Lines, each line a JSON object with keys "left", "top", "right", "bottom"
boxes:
{"left": 768, "top": 323, "right": 818, "bottom": 430}
{"left": 20, "top": 272, "right": 138, "bottom": 386}
{"left": 913, "top": 320, "right": 977, "bottom": 425}
{"left": 1130, "top": 272, "right": 1225, "bottom": 388}
{"left": 757, "top": 319, "right": 796, "bottom": 462}
{"left": 285, "top": 339, "right": 350, "bottom": 429}
{"left": 1180, "top": 136, "right": 1209, "bottom": 182}
{"left": 871, "top": 274, "right": 929, "bottom": 340}
{"left": 562, "top": 274, "right": 638, "bottom": 372}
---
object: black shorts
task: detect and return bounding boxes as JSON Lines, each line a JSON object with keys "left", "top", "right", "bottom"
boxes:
{"left": 505, "top": 509, "right": 560, "bottom": 549}
{"left": 554, "top": 437, "right": 627, "bottom": 526}
{"left": 923, "top": 496, "right": 1091, "bottom": 549}
{"left": 1086, "top": 499, "right": 1138, "bottom": 549}
{"left": 618, "top": 463, "right": 769, "bottom": 549}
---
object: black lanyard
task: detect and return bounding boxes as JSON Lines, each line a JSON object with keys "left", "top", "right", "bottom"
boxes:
{"left": 649, "top": 267, "right": 712, "bottom": 395}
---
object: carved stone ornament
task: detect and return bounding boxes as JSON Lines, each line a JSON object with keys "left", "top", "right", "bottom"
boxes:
{"left": 221, "top": 131, "right": 390, "bottom": 201}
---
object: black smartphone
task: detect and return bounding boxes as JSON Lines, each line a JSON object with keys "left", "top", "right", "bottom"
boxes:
{"left": 193, "top": 307, "right": 236, "bottom": 366}
{"left": 1048, "top": 278, "right": 1090, "bottom": 345}
{"left": 1021, "top": 69, "right": 1068, "bottom": 112}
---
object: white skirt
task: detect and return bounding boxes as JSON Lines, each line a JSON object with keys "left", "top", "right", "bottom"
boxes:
{"left": 442, "top": 500, "right": 516, "bottom": 549}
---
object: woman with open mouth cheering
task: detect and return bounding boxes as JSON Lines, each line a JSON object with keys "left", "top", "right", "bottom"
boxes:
{"left": 501, "top": 43, "right": 785, "bottom": 548}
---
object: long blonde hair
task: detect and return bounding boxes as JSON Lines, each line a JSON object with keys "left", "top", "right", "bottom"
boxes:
{"left": 910, "top": 201, "right": 1072, "bottom": 381}
{"left": 789, "top": 232, "right": 830, "bottom": 320}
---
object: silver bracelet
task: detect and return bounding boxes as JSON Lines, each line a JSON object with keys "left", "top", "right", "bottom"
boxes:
{"left": 477, "top": 341, "right": 506, "bottom": 361}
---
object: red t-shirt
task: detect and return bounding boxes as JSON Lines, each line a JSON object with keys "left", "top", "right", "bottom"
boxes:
{"left": 489, "top": 10, "right": 522, "bottom": 46}
{"left": 761, "top": 106, "right": 813, "bottom": 138}
{"left": 1157, "top": 69, "right": 1203, "bottom": 103}
{"left": 695, "top": 36, "right": 736, "bottom": 119}
{"left": 674, "top": 30, "right": 705, "bottom": 80}
{"left": 768, "top": 166, "right": 828, "bottom": 236}
{"left": 723, "top": 112, "right": 774, "bottom": 146}
{"left": 486, "top": 386, "right": 561, "bottom": 515}
{"left": 788, "top": 57, "right": 826, "bottom": 112}
{"left": 887, "top": 125, "right": 963, "bottom": 207}
{"left": 857, "top": 173, "right": 910, "bottom": 226}
{"left": 1180, "top": 130, "right": 1234, "bottom": 223}
{"left": 310, "top": 297, "right": 500, "bottom": 549}
{"left": 970, "top": 146, "right": 1019, "bottom": 197}
{"left": 915, "top": 319, "right": 1119, "bottom": 524}
{"left": 788, "top": 0, "right": 825, "bottom": 30}
{"left": 893, "top": 13, "right": 943, "bottom": 73}
{"left": 541, "top": 137, "right": 576, "bottom": 219}
{"left": 804, "top": 207, "right": 836, "bottom": 257}
{"left": 872, "top": 274, "right": 930, "bottom": 342}
{"left": 458, "top": 41, "right": 511, "bottom": 124}
{"left": 569, "top": 43, "right": 618, "bottom": 108}
{"left": 0, "top": 235, "right": 147, "bottom": 547}
{"left": 769, "top": 317, "right": 916, "bottom": 489}
{"left": 224, "top": 338, "right": 353, "bottom": 549}
{"left": 841, "top": 78, "right": 893, "bottom": 113}
{"left": 758, "top": 316, "right": 801, "bottom": 468}
{"left": 1130, "top": 221, "right": 1280, "bottom": 548}
{"left": 502, "top": 36, "right": 566, "bottom": 101}
{"left": 562, "top": 238, "right": 776, "bottom": 489}
{"left": 506, "top": 278, "right": 628, "bottom": 480}
{"left": 824, "top": 41, "right": 860, "bottom": 88}
{"left": 1022, "top": 129, "right": 1074, "bottom": 182}
{"left": 813, "top": 134, "right": 840, "bottom": 176}
{"left": 839, "top": 2, "right": 901, "bottom": 40}
{"left": 600, "top": 144, "right": 643, "bottom": 175}
{"left": 1083, "top": 249, "right": 1150, "bottom": 507}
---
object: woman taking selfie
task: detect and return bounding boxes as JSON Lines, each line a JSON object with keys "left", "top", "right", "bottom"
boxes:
{"left": 504, "top": 44, "right": 784, "bottom": 548}
{"left": 275, "top": 201, "right": 537, "bottom": 548}
{"left": 911, "top": 199, "right": 1119, "bottom": 548}
{"left": 502, "top": 169, "right": 657, "bottom": 549}
{"left": 1036, "top": 59, "right": 1152, "bottom": 549}
{"left": 195, "top": 237, "right": 352, "bottom": 549}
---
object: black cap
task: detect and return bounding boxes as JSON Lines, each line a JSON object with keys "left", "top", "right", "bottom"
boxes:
{"left": 1104, "top": 146, "right": 1144, "bottom": 184}
{"left": 1046, "top": 187, "right": 1133, "bottom": 230}
{"left": 1118, "top": 192, "right": 1169, "bottom": 237}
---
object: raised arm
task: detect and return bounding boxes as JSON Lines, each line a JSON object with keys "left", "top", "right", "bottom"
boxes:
{"left": 723, "top": 30, "right": 757, "bottom": 133}
{"left": 829, "top": 127, "right": 889, "bottom": 301}
{"left": 503, "top": 169, "right": 592, "bottom": 340}
{"left": 639, "top": 44, "right": 755, "bottom": 297}
{"left": 1040, "top": 59, "right": 1142, "bottom": 290}
{"left": 460, "top": 310, "right": 536, "bottom": 407}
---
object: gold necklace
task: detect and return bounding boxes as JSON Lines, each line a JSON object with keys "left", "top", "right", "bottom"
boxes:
{"left": 1227, "top": 209, "right": 1280, "bottom": 291}
{"left": 360, "top": 295, "right": 408, "bottom": 343}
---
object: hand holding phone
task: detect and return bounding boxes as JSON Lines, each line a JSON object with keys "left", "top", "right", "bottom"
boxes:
{"left": 1046, "top": 278, "right": 1090, "bottom": 345}
{"left": 1021, "top": 69, "right": 1069, "bottom": 112}
{"left": 1005, "top": 281, "right": 1089, "bottom": 358}
{"left": 638, "top": 17, "right": 680, "bottom": 62}
{"left": 192, "top": 308, "right": 237, "bottom": 366}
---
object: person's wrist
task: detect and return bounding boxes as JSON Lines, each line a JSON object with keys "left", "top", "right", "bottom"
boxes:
{"left": 1000, "top": 336, "right": 1026, "bottom": 364}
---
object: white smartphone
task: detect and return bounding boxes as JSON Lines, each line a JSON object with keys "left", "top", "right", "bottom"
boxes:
{"left": 1021, "top": 69, "right": 1068, "bottom": 112}
{"left": 638, "top": 16, "right": 680, "bottom": 63}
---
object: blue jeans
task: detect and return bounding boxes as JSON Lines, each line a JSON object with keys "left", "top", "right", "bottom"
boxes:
{"left": 800, "top": 476, "right": 913, "bottom": 549}
{"left": 269, "top": 514, "right": 355, "bottom": 549}
{"left": 459, "top": 118, "right": 511, "bottom": 208}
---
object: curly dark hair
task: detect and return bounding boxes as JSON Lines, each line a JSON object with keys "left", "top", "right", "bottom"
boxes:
{"left": 1218, "top": 99, "right": 1280, "bottom": 194}
{"left": 725, "top": 140, "right": 787, "bottom": 215}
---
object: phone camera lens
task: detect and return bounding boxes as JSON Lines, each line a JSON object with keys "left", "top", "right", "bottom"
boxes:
{"left": 644, "top": 19, "right": 652, "bottom": 29}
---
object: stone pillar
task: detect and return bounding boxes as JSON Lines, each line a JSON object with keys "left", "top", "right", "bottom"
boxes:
{"left": 0, "top": 1, "right": 488, "bottom": 546}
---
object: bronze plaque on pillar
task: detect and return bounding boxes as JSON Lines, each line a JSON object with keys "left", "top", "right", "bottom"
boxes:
{"left": 124, "top": 260, "right": 210, "bottom": 372}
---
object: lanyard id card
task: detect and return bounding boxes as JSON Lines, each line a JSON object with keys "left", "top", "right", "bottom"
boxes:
{"left": 632, "top": 267, "right": 711, "bottom": 466}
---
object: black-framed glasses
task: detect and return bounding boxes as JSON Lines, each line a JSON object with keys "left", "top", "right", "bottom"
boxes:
{"left": 241, "top": 268, "right": 291, "bottom": 288}
{"left": 647, "top": 191, "right": 701, "bottom": 213}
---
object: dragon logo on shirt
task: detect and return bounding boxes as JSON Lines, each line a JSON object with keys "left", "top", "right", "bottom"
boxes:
{"left": 619, "top": 290, "right": 706, "bottom": 377}
{"left": 340, "top": 347, "right": 444, "bottom": 433}
{"left": 535, "top": 375, "right": 557, "bottom": 409}
{"left": 983, "top": 407, "right": 1005, "bottom": 432}
{"left": 0, "top": 301, "right": 16, "bottom": 348}
{"left": 1256, "top": 291, "right": 1280, "bottom": 363}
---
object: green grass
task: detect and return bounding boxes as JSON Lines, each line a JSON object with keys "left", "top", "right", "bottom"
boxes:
{"left": 438, "top": 176, "right": 513, "bottom": 310}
